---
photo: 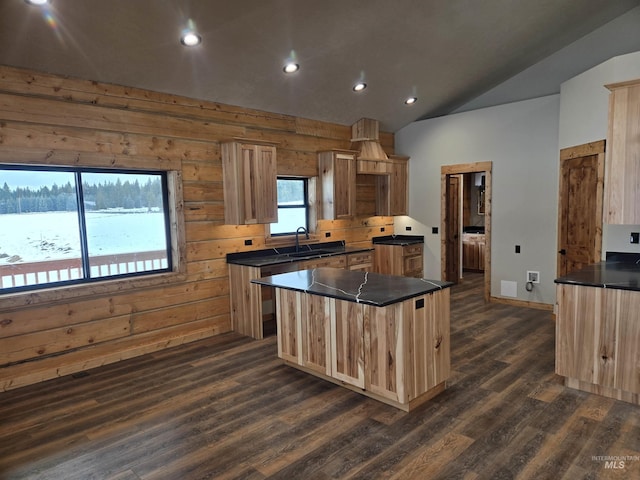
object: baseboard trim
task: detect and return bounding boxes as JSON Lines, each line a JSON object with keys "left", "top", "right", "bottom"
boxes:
{"left": 490, "top": 296, "right": 554, "bottom": 311}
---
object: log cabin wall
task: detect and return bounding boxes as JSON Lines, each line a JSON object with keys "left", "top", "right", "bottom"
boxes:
{"left": 0, "top": 65, "right": 395, "bottom": 391}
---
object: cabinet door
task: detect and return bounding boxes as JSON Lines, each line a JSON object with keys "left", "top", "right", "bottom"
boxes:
{"left": 275, "top": 288, "right": 300, "bottom": 364}
{"left": 333, "top": 153, "right": 356, "bottom": 219}
{"left": 243, "top": 144, "right": 278, "bottom": 224}
{"left": 604, "top": 81, "right": 640, "bottom": 224}
{"left": 319, "top": 151, "right": 356, "bottom": 220}
{"left": 300, "top": 294, "right": 331, "bottom": 375}
{"left": 223, "top": 140, "right": 278, "bottom": 225}
{"left": 364, "top": 303, "right": 406, "bottom": 402}
{"left": 331, "top": 299, "right": 365, "bottom": 388}
{"left": 376, "top": 156, "right": 408, "bottom": 216}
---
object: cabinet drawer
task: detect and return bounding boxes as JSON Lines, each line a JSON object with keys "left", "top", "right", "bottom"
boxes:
{"left": 301, "top": 256, "right": 347, "bottom": 270}
{"left": 347, "top": 252, "right": 373, "bottom": 269}
{"left": 403, "top": 244, "right": 423, "bottom": 257}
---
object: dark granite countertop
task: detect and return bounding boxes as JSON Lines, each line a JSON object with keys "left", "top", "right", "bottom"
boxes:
{"left": 554, "top": 260, "right": 640, "bottom": 291}
{"left": 372, "top": 235, "right": 424, "bottom": 246}
{"left": 226, "top": 241, "right": 373, "bottom": 268}
{"left": 252, "top": 267, "right": 452, "bottom": 306}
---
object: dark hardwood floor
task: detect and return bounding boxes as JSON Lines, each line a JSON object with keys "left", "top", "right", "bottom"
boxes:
{"left": 1, "top": 273, "right": 639, "bottom": 479}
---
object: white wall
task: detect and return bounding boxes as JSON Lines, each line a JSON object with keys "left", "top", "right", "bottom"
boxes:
{"left": 559, "top": 50, "right": 640, "bottom": 255}
{"left": 395, "top": 95, "right": 560, "bottom": 305}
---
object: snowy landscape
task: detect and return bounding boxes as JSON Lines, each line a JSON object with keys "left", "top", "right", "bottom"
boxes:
{"left": 0, "top": 210, "right": 168, "bottom": 265}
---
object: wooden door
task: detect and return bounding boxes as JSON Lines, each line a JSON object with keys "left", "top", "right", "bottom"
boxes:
{"left": 557, "top": 141, "right": 604, "bottom": 277}
{"left": 444, "top": 175, "right": 460, "bottom": 283}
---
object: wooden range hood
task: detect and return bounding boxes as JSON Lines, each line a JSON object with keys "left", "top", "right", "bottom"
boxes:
{"left": 350, "top": 118, "right": 392, "bottom": 175}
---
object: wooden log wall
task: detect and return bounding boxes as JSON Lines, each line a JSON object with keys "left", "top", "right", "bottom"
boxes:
{"left": 0, "top": 65, "right": 396, "bottom": 391}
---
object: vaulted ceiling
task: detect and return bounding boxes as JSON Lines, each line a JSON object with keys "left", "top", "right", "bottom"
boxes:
{"left": 1, "top": 0, "right": 639, "bottom": 132}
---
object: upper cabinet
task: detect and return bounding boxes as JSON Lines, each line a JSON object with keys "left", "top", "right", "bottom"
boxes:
{"left": 222, "top": 139, "right": 278, "bottom": 225}
{"left": 318, "top": 150, "right": 357, "bottom": 220}
{"left": 604, "top": 79, "right": 640, "bottom": 224}
{"left": 376, "top": 155, "right": 409, "bottom": 216}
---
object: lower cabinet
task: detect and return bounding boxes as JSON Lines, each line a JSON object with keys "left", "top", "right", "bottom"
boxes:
{"left": 462, "top": 234, "right": 485, "bottom": 271}
{"left": 374, "top": 243, "right": 424, "bottom": 277}
{"left": 275, "top": 287, "right": 450, "bottom": 410}
{"left": 556, "top": 283, "right": 640, "bottom": 404}
{"left": 229, "top": 253, "right": 369, "bottom": 339}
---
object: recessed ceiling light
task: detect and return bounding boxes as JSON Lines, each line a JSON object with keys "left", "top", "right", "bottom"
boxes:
{"left": 25, "top": 0, "right": 48, "bottom": 5}
{"left": 180, "top": 31, "right": 201, "bottom": 47}
{"left": 353, "top": 82, "right": 367, "bottom": 92}
{"left": 404, "top": 97, "right": 418, "bottom": 105}
{"left": 283, "top": 62, "right": 299, "bottom": 74}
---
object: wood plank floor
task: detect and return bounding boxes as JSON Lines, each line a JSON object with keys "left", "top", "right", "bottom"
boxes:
{"left": 1, "top": 273, "right": 639, "bottom": 479}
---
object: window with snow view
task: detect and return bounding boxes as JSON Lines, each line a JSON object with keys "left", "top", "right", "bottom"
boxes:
{"left": 0, "top": 166, "right": 172, "bottom": 293}
{"left": 270, "top": 177, "right": 309, "bottom": 236}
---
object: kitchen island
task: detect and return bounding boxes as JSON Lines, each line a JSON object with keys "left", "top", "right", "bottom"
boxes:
{"left": 555, "top": 254, "right": 640, "bottom": 405}
{"left": 253, "top": 268, "right": 452, "bottom": 411}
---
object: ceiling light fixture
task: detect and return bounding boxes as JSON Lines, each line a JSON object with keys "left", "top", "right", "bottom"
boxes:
{"left": 353, "top": 82, "right": 367, "bottom": 92}
{"left": 25, "top": 0, "right": 48, "bottom": 5}
{"left": 404, "top": 96, "right": 418, "bottom": 105}
{"left": 283, "top": 62, "right": 299, "bottom": 74}
{"left": 180, "top": 31, "right": 201, "bottom": 47}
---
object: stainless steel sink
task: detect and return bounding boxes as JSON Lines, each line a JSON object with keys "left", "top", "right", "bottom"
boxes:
{"left": 286, "top": 249, "right": 335, "bottom": 258}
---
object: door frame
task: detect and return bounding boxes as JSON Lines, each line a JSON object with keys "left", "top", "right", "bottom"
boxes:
{"left": 557, "top": 140, "right": 605, "bottom": 277}
{"left": 441, "top": 162, "right": 492, "bottom": 302}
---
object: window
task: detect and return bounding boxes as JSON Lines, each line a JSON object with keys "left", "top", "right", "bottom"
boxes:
{"left": 0, "top": 166, "right": 172, "bottom": 293}
{"left": 270, "top": 177, "right": 309, "bottom": 235}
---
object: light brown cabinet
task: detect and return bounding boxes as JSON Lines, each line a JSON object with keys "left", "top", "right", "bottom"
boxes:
{"left": 346, "top": 251, "right": 373, "bottom": 272}
{"left": 376, "top": 155, "right": 409, "bottom": 216}
{"left": 604, "top": 79, "right": 640, "bottom": 224}
{"left": 556, "top": 283, "right": 640, "bottom": 404}
{"left": 222, "top": 139, "right": 278, "bottom": 225}
{"left": 229, "top": 252, "right": 365, "bottom": 339}
{"left": 274, "top": 285, "right": 450, "bottom": 410}
{"left": 318, "top": 150, "right": 357, "bottom": 220}
{"left": 374, "top": 243, "right": 424, "bottom": 278}
{"left": 462, "top": 233, "right": 485, "bottom": 271}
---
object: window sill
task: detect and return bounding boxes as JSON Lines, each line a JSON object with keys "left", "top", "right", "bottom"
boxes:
{"left": 1, "top": 271, "right": 188, "bottom": 310}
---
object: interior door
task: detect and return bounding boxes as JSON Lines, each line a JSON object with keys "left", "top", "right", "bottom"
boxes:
{"left": 445, "top": 175, "right": 460, "bottom": 283}
{"left": 557, "top": 141, "right": 605, "bottom": 277}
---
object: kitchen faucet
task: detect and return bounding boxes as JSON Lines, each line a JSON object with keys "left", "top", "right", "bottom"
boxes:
{"left": 295, "top": 226, "right": 309, "bottom": 252}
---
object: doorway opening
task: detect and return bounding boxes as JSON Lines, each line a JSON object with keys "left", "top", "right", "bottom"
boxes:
{"left": 441, "top": 162, "right": 492, "bottom": 302}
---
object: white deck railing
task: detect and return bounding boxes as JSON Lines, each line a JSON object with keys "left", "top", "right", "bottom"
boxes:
{"left": 0, "top": 250, "right": 168, "bottom": 289}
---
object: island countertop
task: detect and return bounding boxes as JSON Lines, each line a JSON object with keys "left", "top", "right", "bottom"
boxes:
{"left": 252, "top": 267, "right": 452, "bottom": 307}
{"left": 554, "top": 257, "right": 640, "bottom": 292}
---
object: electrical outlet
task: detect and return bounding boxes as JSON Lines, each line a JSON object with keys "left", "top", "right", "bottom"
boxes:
{"left": 527, "top": 271, "right": 540, "bottom": 283}
{"left": 244, "top": 239, "right": 253, "bottom": 246}
{"left": 325, "top": 232, "right": 331, "bottom": 238}
{"left": 515, "top": 245, "right": 521, "bottom": 254}
{"left": 406, "top": 226, "right": 412, "bottom": 231}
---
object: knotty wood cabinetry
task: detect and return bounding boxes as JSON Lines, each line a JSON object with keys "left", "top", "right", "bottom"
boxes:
{"left": 462, "top": 234, "right": 485, "bottom": 271}
{"left": 275, "top": 286, "right": 450, "bottom": 410}
{"left": 346, "top": 251, "right": 373, "bottom": 272}
{"left": 222, "top": 139, "right": 278, "bottom": 224}
{"left": 374, "top": 243, "right": 424, "bottom": 278}
{"left": 319, "top": 150, "right": 357, "bottom": 220}
{"left": 604, "top": 79, "right": 640, "bottom": 224}
{"left": 556, "top": 283, "right": 640, "bottom": 404}
{"left": 376, "top": 155, "right": 409, "bottom": 216}
{"left": 229, "top": 254, "right": 352, "bottom": 339}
